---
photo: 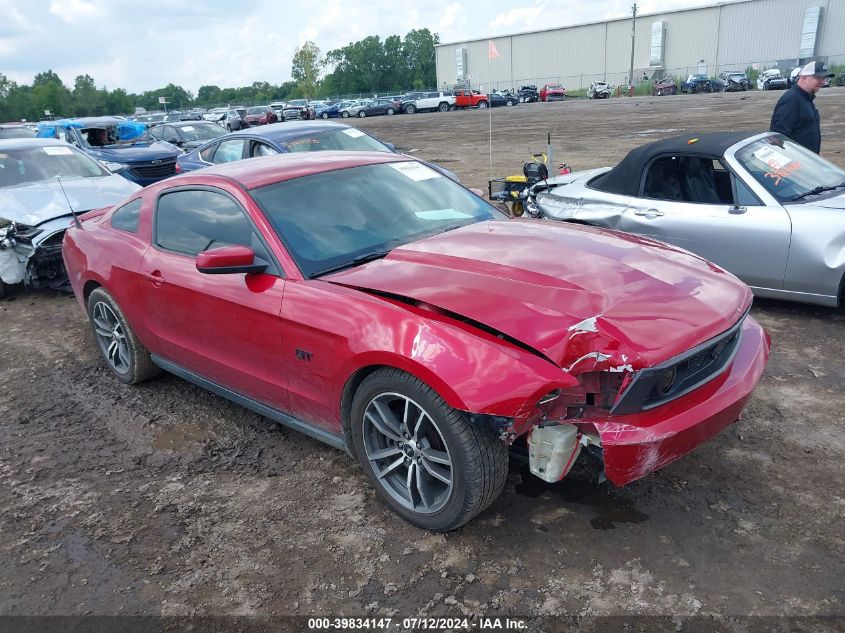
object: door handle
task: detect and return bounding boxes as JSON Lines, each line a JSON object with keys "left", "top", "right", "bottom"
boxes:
{"left": 728, "top": 205, "right": 747, "bottom": 215}
{"left": 634, "top": 208, "right": 665, "bottom": 219}
{"left": 143, "top": 270, "right": 165, "bottom": 286}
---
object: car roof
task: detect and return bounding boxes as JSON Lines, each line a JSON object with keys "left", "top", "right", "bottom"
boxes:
{"left": 157, "top": 120, "right": 219, "bottom": 127}
{"left": 57, "top": 116, "right": 124, "bottom": 126}
{"left": 176, "top": 150, "right": 409, "bottom": 190}
{"left": 590, "top": 131, "right": 757, "bottom": 196}
{"left": 226, "top": 120, "right": 353, "bottom": 142}
{"left": 0, "top": 137, "right": 74, "bottom": 150}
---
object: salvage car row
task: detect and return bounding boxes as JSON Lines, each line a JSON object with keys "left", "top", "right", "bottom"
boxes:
{"left": 3, "top": 109, "right": 843, "bottom": 530}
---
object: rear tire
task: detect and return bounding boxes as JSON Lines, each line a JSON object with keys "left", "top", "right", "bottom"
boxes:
{"left": 438, "top": 102, "right": 449, "bottom": 112}
{"left": 477, "top": 100, "right": 488, "bottom": 109}
{"left": 350, "top": 368, "right": 508, "bottom": 531}
{"left": 87, "top": 288, "right": 160, "bottom": 385}
{"left": 358, "top": 110, "right": 367, "bottom": 118}
{"left": 341, "top": 111, "right": 350, "bottom": 118}
{"left": 321, "top": 112, "right": 329, "bottom": 119}
{"left": 387, "top": 107, "right": 395, "bottom": 115}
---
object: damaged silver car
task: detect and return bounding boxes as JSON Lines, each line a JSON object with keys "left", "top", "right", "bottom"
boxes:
{"left": 524, "top": 132, "right": 845, "bottom": 307}
{"left": 0, "top": 138, "right": 140, "bottom": 297}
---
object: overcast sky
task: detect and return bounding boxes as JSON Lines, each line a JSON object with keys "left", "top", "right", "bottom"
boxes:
{"left": 2, "top": 0, "right": 711, "bottom": 93}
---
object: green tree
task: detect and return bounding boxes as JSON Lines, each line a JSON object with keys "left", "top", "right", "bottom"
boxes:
{"left": 197, "top": 84, "right": 221, "bottom": 106}
{"left": 291, "top": 41, "right": 321, "bottom": 98}
{"left": 31, "top": 70, "right": 71, "bottom": 119}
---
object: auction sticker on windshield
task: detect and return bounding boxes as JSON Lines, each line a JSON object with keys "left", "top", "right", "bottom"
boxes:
{"left": 43, "top": 146, "right": 74, "bottom": 155}
{"left": 753, "top": 145, "right": 792, "bottom": 170}
{"left": 343, "top": 128, "right": 365, "bottom": 138}
{"left": 389, "top": 162, "right": 441, "bottom": 181}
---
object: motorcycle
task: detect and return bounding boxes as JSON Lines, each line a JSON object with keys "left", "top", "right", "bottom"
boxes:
{"left": 489, "top": 151, "right": 570, "bottom": 217}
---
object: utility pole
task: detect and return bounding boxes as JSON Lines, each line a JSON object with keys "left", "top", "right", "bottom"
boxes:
{"left": 629, "top": 3, "right": 638, "bottom": 90}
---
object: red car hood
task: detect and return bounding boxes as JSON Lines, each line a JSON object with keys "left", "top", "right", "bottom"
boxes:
{"left": 324, "top": 221, "right": 752, "bottom": 372}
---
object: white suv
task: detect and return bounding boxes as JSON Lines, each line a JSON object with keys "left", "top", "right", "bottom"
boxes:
{"left": 404, "top": 91, "right": 456, "bottom": 114}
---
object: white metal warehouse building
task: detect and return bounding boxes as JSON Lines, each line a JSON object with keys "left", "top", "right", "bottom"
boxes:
{"left": 435, "top": 0, "right": 845, "bottom": 93}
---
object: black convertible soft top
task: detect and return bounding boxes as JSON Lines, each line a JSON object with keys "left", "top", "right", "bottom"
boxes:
{"left": 590, "top": 131, "right": 758, "bottom": 196}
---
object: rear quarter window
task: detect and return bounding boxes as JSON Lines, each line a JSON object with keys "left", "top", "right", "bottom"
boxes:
{"left": 111, "top": 198, "right": 142, "bottom": 233}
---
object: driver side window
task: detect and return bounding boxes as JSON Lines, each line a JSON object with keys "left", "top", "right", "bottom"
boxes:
{"left": 154, "top": 189, "right": 277, "bottom": 274}
{"left": 643, "top": 156, "right": 734, "bottom": 205}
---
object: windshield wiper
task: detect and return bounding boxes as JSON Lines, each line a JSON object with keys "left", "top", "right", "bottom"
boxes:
{"left": 310, "top": 249, "right": 392, "bottom": 278}
{"left": 791, "top": 181, "right": 845, "bottom": 201}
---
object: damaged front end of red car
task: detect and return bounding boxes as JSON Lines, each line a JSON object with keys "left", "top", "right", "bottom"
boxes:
{"left": 520, "top": 310, "right": 770, "bottom": 486}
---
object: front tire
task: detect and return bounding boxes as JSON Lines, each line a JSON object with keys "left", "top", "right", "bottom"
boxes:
{"left": 386, "top": 107, "right": 395, "bottom": 115}
{"left": 477, "top": 100, "right": 488, "bottom": 109}
{"left": 405, "top": 104, "right": 417, "bottom": 114}
{"left": 438, "top": 102, "right": 449, "bottom": 112}
{"left": 87, "top": 288, "right": 160, "bottom": 384}
{"left": 341, "top": 111, "right": 350, "bottom": 118}
{"left": 321, "top": 112, "right": 329, "bottom": 119}
{"left": 358, "top": 110, "right": 367, "bottom": 118}
{"left": 350, "top": 368, "right": 508, "bottom": 531}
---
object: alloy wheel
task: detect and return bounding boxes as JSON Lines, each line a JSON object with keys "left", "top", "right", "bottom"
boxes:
{"left": 362, "top": 392, "right": 453, "bottom": 514}
{"left": 92, "top": 301, "right": 130, "bottom": 373}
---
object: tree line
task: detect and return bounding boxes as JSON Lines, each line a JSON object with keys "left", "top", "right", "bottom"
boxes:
{"left": 0, "top": 28, "right": 439, "bottom": 122}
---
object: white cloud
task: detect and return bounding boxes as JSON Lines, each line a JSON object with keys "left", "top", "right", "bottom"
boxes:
{"left": 48, "top": 0, "right": 101, "bottom": 25}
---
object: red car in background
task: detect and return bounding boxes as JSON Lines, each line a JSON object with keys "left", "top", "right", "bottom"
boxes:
{"left": 63, "top": 151, "right": 769, "bottom": 531}
{"left": 539, "top": 83, "right": 566, "bottom": 101}
{"left": 242, "top": 105, "right": 278, "bottom": 126}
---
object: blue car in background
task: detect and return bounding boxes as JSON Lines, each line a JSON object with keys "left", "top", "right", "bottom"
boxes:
{"left": 37, "top": 117, "right": 182, "bottom": 187}
{"left": 318, "top": 100, "right": 355, "bottom": 119}
{"left": 176, "top": 120, "right": 458, "bottom": 181}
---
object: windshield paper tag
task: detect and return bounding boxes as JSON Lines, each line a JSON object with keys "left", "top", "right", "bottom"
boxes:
{"left": 181, "top": 126, "right": 195, "bottom": 132}
{"left": 389, "top": 162, "right": 441, "bottom": 181}
{"left": 753, "top": 146, "right": 791, "bottom": 170}
{"left": 43, "top": 146, "right": 74, "bottom": 155}
{"left": 343, "top": 128, "right": 365, "bottom": 138}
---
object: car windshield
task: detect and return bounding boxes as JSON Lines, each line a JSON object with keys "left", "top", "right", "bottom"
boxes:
{"left": 176, "top": 123, "right": 224, "bottom": 142}
{"left": 280, "top": 128, "right": 392, "bottom": 154}
{"left": 82, "top": 124, "right": 149, "bottom": 148}
{"left": 147, "top": 114, "right": 166, "bottom": 122}
{"left": 0, "top": 145, "right": 107, "bottom": 186}
{"left": 247, "top": 107, "right": 265, "bottom": 115}
{"left": 736, "top": 135, "right": 845, "bottom": 202}
{"left": 251, "top": 161, "right": 507, "bottom": 278}
{"left": 287, "top": 100, "right": 307, "bottom": 107}
{"left": 547, "top": 84, "right": 563, "bottom": 90}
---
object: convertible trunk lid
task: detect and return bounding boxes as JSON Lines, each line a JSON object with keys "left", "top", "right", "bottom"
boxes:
{"left": 324, "top": 220, "right": 752, "bottom": 371}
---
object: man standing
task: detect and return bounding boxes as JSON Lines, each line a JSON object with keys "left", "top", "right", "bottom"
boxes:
{"left": 770, "top": 60, "right": 834, "bottom": 154}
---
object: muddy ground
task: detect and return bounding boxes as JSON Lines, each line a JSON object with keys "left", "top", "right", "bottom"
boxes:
{"left": 1, "top": 90, "right": 844, "bottom": 626}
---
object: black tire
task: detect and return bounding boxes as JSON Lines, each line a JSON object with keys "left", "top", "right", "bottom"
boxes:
{"left": 87, "top": 288, "right": 160, "bottom": 385}
{"left": 358, "top": 110, "right": 366, "bottom": 118}
{"left": 477, "top": 100, "right": 488, "bottom": 109}
{"left": 386, "top": 107, "right": 395, "bottom": 115}
{"left": 350, "top": 368, "right": 508, "bottom": 531}
{"left": 321, "top": 112, "right": 329, "bottom": 119}
{"left": 341, "top": 111, "right": 350, "bottom": 118}
{"left": 406, "top": 104, "right": 417, "bottom": 114}
{"left": 438, "top": 102, "right": 449, "bottom": 112}
{"left": 0, "top": 280, "right": 7, "bottom": 300}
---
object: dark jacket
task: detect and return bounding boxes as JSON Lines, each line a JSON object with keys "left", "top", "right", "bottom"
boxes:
{"left": 770, "top": 85, "right": 821, "bottom": 153}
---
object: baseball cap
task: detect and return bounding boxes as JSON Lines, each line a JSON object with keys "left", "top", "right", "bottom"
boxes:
{"left": 798, "top": 61, "right": 835, "bottom": 78}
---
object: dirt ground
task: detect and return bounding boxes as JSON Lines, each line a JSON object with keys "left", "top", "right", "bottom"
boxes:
{"left": 1, "top": 90, "right": 844, "bottom": 626}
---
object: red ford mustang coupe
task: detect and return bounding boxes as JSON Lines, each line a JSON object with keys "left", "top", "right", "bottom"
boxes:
{"left": 63, "top": 151, "right": 770, "bottom": 530}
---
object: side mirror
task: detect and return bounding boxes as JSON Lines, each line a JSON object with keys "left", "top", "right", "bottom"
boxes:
{"left": 384, "top": 142, "right": 396, "bottom": 151}
{"left": 196, "top": 245, "right": 268, "bottom": 275}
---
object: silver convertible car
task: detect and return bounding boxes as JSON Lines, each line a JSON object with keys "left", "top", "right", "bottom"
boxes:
{"left": 525, "top": 132, "right": 845, "bottom": 307}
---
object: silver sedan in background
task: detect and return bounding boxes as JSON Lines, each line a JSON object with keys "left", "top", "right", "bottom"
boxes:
{"left": 525, "top": 132, "right": 845, "bottom": 307}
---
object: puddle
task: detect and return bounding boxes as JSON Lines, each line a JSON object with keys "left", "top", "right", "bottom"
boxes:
{"left": 515, "top": 465, "right": 649, "bottom": 530}
{"left": 153, "top": 422, "right": 211, "bottom": 451}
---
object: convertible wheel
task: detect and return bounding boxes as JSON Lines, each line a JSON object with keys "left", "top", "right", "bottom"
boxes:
{"left": 87, "top": 288, "right": 160, "bottom": 384}
{"left": 351, "top": 368, "right": 508, "bottom": 531}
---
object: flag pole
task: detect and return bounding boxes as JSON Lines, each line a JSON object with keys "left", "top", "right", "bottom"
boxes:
{"left": 488, "top": 52, "right": 493, "bottom": 181}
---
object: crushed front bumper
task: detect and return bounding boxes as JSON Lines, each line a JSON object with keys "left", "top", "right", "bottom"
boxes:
{"left": 592, "top": 316, "right": 770, "bottom": 486}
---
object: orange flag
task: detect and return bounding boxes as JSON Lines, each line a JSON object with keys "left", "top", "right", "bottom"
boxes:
{"left": 488, "top": 40, "right": 500, "bottom": 60}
